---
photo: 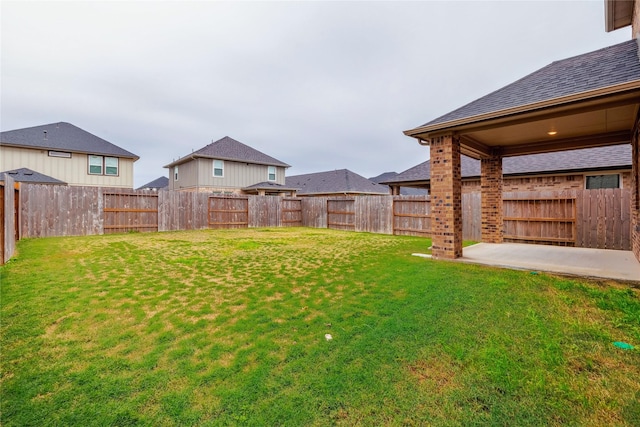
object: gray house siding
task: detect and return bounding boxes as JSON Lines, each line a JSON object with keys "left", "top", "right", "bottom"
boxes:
{"left": 170, "top": 158, "right": 286, "bottom": 192}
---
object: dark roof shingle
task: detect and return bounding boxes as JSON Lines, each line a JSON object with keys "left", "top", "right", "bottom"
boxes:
{"left": 0, "top": 168, "right": 67, "bottom": 185}
{"left": 136, "top": 176, "right": 169, "bottom": 190}
{"left": 167, "top": 136, "right": 290, "bottom": 168}
{"left": 286, "top": 169, "right": 389, "bottom": 195}
{"left": 0, "top": 122, "right": 139, "bottom": 159}
{"left": 422, "top": 39, "right": 640, "bottom": 128}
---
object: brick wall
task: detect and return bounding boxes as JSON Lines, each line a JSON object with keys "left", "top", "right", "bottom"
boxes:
{"left": 430, "top": 134, "right": 463, "bottom": 259}
{"left": 461, "top": 171, "right": 631, "bottom": 193}
{"left": 480, "top": 153, "right": 503, "bottom": 243}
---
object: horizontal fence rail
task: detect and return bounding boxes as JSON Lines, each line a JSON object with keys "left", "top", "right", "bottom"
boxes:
{"left": 12, "top": 184, "right": 632, "bottom": 252}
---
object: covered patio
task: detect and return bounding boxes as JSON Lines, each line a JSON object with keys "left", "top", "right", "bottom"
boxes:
{"left": 458, "top": 243, "right": 640, "bottom": 283}
{"left": 404, "top": 36, "right": 640, "bottom": 267}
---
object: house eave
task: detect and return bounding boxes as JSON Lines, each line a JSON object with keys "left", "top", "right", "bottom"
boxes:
{"left": 404, "top": 80, "right": 640, "bottom": 141}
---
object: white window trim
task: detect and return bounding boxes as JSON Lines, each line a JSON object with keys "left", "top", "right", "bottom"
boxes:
{"left": 88, "top": 155, "right": 119, "bottom": 176}
{"left": 105, "top": 157, "right": 119, "bottom": 176}
{"left": 88, "top": 155, "right": 103, "bottom": 175}
{"left": 268, "top": 166, "right": 276, "bottom": 181}
{"left": 584, "top": 172, "right": 622, "bottom": 189}
{"left": 213, "top": 160, "right": 224, "bottom": 178}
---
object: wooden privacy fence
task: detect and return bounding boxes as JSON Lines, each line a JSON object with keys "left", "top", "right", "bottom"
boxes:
{"left": 503, "top": 196, "right": 577, "bottom": 245}
{"left": 501, "top": 190, "right": 631, "bottom": 250}
{"left": 393, "top": 197, "right": 431, "bottom": 236}
{"left": 103, "top": 192, "right": 159, "bottom": 234}
{"left": 12, "top": 184, "right": 633, "bottom": 252}
{"left": 209, "top": 196, "right": 249, "bottom": 229}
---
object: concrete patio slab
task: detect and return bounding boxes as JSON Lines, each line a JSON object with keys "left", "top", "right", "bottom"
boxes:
{"left": 454, "top": 243, "right": 640, "bottom": 283}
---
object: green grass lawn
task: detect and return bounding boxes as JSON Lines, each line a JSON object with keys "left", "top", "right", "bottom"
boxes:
{"left": 1, "top": 228, "right": 639, "bottom": 426}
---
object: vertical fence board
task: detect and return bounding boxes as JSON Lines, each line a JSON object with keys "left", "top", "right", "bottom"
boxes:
{"left": 1, "top": 175, "right": 16, "bottom": 264}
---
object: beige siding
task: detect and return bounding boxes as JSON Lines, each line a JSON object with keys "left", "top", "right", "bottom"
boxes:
{"left": 1, "top": 146, "right": 134, "bottom": 188}
{"left": 170, "top": 159, "right": 201, "bottom": 191}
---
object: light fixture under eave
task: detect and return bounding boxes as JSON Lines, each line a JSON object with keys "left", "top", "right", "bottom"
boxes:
{"left": 547, "top": 130, "right": 558, "bottom": 136}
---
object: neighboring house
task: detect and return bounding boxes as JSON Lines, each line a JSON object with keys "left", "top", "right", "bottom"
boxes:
{"left": 0, "top": 122, "right": 139, "bottom": 188}
{"left": 286, "top": 169, "right": 390, "bottom": 197}
{"left": 370, "top": 172, "right": 428, "bottom": 195}
{"left": 0, "top": 168, "right": 67, "bottom": 186}
{"left": 402, "top": 11, "right": 640, "bottom": 262}
{"left": 164, "top": 136, "right": 294, "bottom": 195}
{"left": 382, "top": 145, "right": 632, "bottom": 195}
{"left": 136, "top": 176, "right": 169, "bottom": 191}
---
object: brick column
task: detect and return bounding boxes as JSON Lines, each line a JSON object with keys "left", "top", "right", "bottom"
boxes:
{"left": 481, "top": 150, "right": 503, "bottom": 243}
{"left": 430, "top": 134, "right": 462, "bottom": 259}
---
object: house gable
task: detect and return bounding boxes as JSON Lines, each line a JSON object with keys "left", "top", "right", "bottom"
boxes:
{"left": 165, "top": 136, "right": 290, "bottom": 192}
{"left": 0, "top": 122, "right": 138, "bottom": 188}
{"left": 0, "top": 122, "right": 138, "bottom": 159}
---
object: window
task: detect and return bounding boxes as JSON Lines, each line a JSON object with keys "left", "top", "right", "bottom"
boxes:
{"left": 105, "top": 157, "right": 119, "bottom": 176}
{"left": 585, "top": 174, "right": 620, "bottom": 189}
{"left": 268, "top": 166, "right": 276, "bottom": 181}
{"left": 48, "top": 151, "right": 71, "bottom": 158}
{"left": 88, "top": 155, "right": 119, "bottom": 176}
{"left": 213, "top": 160, "right": 224, "bottom": 177}
{"left": 174, "top": 166, "right": 179, "bottom": 181}
{"left": 89, "top": 155, "right": 103, "bottom": 174}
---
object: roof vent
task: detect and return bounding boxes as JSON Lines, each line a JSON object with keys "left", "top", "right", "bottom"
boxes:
{"left": 43, "top": 130, "right": 48, "bottom": 140}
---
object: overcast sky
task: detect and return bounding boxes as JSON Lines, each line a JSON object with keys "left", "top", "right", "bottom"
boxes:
{"left": 1, "top": 1, "right": 632, "bottom": 188}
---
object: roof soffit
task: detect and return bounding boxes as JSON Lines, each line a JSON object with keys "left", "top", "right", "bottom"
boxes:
{"left": 408, "top": 84, "right": 640, "bottom": 159}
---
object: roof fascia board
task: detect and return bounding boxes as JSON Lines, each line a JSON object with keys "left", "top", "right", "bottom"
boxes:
{"left": 405, "top": 80, "right": 640, "bottom": 138}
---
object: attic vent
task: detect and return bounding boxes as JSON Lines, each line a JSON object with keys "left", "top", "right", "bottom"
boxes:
{"left": 43, "top": 130, "right": 48, "bottom": 140}
{"left": 49, "top": 151, "right": 72, "bottom": 158}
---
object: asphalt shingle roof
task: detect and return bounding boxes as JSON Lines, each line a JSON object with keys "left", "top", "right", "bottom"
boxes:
{"left": 286, "top": 169, "right": 390, "bottom": 195}
{"left": 0, "top": 168, "right": 67, "bottom": 185}
{"left": 423, "top": 39, "right": 640, "bottom": 128}
{"left": 242, "top": 181, "right": 299, "bottom": 191}
{"left": 382, "top": 144, "right": 632, "bottom": 184}
{"left": 369, "top": 171, "right": 427, "bottom": 195}
{"left": 0, "top": 122, "right": 139, "bottom": 159}
{"left": 168, "top": 136, "right": 290, "bottom": 168}
{"left": 136, "top": 176, "right": 169, "bottom": 190}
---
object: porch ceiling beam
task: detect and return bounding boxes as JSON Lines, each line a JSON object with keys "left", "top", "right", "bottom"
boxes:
{"left": 500, "top": 130, "right": 631, "bottom": 157}
{"left": 460, "top": 135, "right": 492, "bottom": 159}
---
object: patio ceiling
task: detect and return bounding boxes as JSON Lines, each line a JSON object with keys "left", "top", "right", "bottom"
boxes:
{"left": 405, "top": 82, "right": 640, "bottom": 160}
